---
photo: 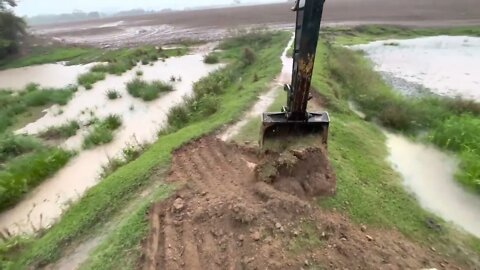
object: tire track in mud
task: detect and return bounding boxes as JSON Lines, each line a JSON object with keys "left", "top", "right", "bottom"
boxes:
{"left": 141, "top": 136, "right": 470, "bottom": 270}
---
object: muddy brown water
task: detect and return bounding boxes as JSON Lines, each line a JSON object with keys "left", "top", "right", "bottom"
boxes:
{"left": 0, "top": 48, "right": 223, "bottom": 236}
{"left": 386, "top": 132, "right": 480, "bottom": 238}
{"left": 0, "top": 63, "right": 96, "bottom": 90}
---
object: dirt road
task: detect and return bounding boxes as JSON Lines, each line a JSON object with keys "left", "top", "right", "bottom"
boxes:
{"left": 140, "top": 136, "right": 469, "bottom": 269}
{"left": 33, "top": 0, "right": 480, "bottom": 48}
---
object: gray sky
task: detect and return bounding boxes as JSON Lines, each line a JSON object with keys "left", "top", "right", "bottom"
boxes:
{"left": 15, "top": 0, "right": 284, "bottom": 16}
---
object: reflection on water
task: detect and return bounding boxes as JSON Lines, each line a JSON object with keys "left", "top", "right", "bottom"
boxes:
{"left": 0, "top": 51, "right": 222, "bottom": 235}
{"left": 0, "top": 63, "right": 96, "bottom": 90}
{"left": 385, "top": 132, "right": 480, "bottom": 238}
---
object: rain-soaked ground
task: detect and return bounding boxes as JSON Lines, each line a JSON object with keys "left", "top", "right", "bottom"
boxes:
{"left": 0, "top": 45, "right": 222, "bottom": 235}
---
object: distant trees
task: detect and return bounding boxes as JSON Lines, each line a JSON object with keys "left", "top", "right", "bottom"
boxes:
{"left": 0, "top": 0, "right": 26, "bottom": 59}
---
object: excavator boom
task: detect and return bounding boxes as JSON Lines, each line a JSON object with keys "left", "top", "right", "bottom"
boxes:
{"left": 261, "top": 0, "right": 329, "bottom": 145}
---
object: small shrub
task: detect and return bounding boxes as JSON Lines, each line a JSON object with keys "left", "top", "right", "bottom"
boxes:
{"left": 106, "top": 89, "right": 121, "bottom": 100}
{"left": 203, "top": 53, "right": 219, "bottom": 64}
{"left": 39, "top": 121, "right": 80, "bottom": 140}
{"left": 253, "top": 73, "right": 259, "bottom": 82}
{"left": 242, "top": 47, "right": 256, "bottom": 66}
{"left": 103, "top": 114, "right": 122, "bottom": 130}
{"left": 127, "top": 78, "right": 173, "bottom": 101}
{"left": 136, "top": 70, "right": 143, "bottom": 76}
{"left": 22, "top": 89, "right": 73, "bottom": 106}
{"left": 166, "top": 102, "right": 191, "bottom": 129}
{"left": 0, "top": 134, "right": 42, "bottom": 163}
{"left": 25, "top": 83, "right": 40, "bottom": 92}
{"left": 83, "top": 115, "right": 122, "bottom": 149}
{"left": 77, "top": 72, "right": 106, "bottom": 87}
{"left": 100, "top": 143, "right": 146, "bottom": 178}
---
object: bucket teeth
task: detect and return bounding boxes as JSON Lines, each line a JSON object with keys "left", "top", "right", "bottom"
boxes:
{"left": 260, "top": 112, "right": 330, "bottom": 147}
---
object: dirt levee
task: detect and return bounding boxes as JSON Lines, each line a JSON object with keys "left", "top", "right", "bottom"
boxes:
{"left": 140, "top": 136, "right": 463, "bottom": 269}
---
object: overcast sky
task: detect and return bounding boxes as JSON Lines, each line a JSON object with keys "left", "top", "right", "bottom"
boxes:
{"left": 15, "top": 0, "right": 284, "bottom": 17}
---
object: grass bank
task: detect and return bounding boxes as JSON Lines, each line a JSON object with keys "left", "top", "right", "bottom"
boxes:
{"left": 314, "top": 39, "right": 480, "bottom": 259}
{"left": 0, "top": 30, "right": 290, "bottom": 269}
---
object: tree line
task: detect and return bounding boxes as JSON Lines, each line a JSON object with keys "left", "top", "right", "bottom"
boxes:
{"left": 0, "top": 0, "right": 26, "bottom": 60}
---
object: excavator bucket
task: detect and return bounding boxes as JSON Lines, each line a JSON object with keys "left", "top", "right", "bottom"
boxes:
{"left": 261, "top": 0, "right": 329, "bottom": 148}
{"left": 261, "top": 112, "right": 330, "bottom": 147}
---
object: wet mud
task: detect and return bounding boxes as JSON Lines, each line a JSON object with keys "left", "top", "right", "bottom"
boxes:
{"left": 140, "top": 136, "right": 466, "bottom": 270}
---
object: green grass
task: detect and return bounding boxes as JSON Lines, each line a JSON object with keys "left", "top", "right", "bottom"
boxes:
{"left": 0, "top": 85, "right": 74, "bottom": 132}
{"left": 0, "top": 148, "right": 73, "bottom": 211}
{"left": 203, "top": 52, "right": 220, "bottom": 64}
{"left": 100, "top": 144, "right": 146, "bottom": 178}
{"left": 77, "top": 72, "right": 106, "bottom": 88}
{"left": 0, "top": 47, "right": 99, "bottom": 70}
{"left": 83, "top": 115, "right": 122, "bottom": 149}
{"left": 126, "top": 79, "right": 173, "bottom": 101}
{"left": 105, "top": 89, "right": 121, "bottom": 100}
{"left": 1, "top": 30, "right": 290, "bottom": 270}
{"left": 0, "top": 84, "right": 76, "bottom": 212}
{"left": 0, "top": 133, "right": 43, "bottom": 163}
{"left": 38, "top": 120, "right": 80, "bottom": 140}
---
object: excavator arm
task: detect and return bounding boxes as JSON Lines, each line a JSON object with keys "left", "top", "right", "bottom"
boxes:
{"left": 261, "top": 0, "right": 330, "bottom": 145}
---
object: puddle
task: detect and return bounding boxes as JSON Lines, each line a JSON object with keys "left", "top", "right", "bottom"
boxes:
{"left": 49, "top": 235, "right": 105, "bottom": 270}
{"left": 351, "top": 36, "right": 480, "bottom": 101}
{"left": 219, "top": 34, "right": 294, "bottom": 141}
{"left": 0, "top": 50, "right": 222, "bottom": 235}
{"left": 385, "top": 132, "right": 480, "bottom": 238}
{"left": 0, "top": 63, "right": 96, "bottom": 90}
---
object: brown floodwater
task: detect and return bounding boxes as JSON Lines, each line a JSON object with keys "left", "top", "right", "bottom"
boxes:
{"left": 0, "top": 48, "right": 222, "bottom": 235}
{"left": 0, "top": 63, "right": 96, "bottom": 90}
{"left": 386, "top": 132, "right": 480, "bottom": 238}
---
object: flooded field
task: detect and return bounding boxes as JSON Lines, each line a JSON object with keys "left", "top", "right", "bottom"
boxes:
{"left": 386, "top": 132, "right": 480, "bottom": 238}
{"left": 31, "top": 0, "right": 480, "bottom": 48}
{"left": 0, "top": 63, "right": 95, "bottom": 90}
{"left": 352, "top": 36, "right": 480, "bottom": 101}
{"left": 0, "top": 49, "right": 222, "bottom": 235}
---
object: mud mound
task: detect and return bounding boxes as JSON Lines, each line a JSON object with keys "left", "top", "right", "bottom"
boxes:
{"left": 140, "top": 136, "right": 462, "bottom": 270}
{"left": 255, "top": 147, "right": 336, "bottom": 198}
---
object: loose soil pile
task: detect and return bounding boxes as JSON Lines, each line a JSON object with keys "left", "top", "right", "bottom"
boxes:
{"left": 140, "top": 136, "right": 461, "bottom": 269}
